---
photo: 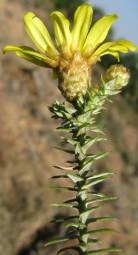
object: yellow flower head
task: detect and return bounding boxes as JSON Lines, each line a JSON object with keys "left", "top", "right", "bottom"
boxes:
{"left": 3, "top": 4, "right": 136, "bottom": 101}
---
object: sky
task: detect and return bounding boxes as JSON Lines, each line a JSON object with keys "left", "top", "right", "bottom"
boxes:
{"left": 88, "top": 0, "right": 138, "bottom": 50}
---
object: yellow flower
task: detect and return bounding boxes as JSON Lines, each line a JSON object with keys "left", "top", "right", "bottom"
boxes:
{"left": 3, "top": 4, "right": 136, "bottom": 101}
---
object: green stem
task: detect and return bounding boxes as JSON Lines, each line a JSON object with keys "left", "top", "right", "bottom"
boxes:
{"left": 77, "top": 193, "right": 88, "bottom": 254}
{"left": 47, "top": 82, "right": 122, "bottom": 255}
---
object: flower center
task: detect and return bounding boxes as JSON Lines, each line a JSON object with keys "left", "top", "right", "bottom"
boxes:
{"left": 57, "top": 52, "right": 92, "bottom": 101}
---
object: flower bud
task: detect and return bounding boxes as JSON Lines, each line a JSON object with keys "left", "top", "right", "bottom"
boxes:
{"left": 104, "top": 64, "right": 130, "bottom": 91}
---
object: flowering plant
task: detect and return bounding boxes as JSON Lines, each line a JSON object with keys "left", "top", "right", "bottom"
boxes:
{"left": 3, "top": 3, "right": 136, "bottom": 255}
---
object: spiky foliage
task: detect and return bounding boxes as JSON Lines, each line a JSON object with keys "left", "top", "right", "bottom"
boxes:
{"left": 3, "top": 2, "right": 135, "bottom": 254}
{"left": 45, "top": 65, "right": 129, "bottom": 255}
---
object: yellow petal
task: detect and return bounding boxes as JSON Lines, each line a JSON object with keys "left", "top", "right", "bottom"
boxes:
{"left": 97, "top": 40, "right": 136, "bottom": 55}
{"left": 24, "top": 12, "right": 58, "bottom": 56}
{"left": 51, "top": 11, "right": 72, "bottom": 55}
{"left": 88, "top": 39, "right": 136, "bottom": 64}
{"left": 92, "top": 41, "right": 127, "bottom": 56}
{"left": 3, "top": 45, "right": 58, "bottom": 67}
{"left": 71, "top": 4, "right": 93, "bottom": 51}
{"left": 82, "top": 14, "right": 118, "bottom": 56}
{"left": 114, "top": 40, "right": 136, "bottom": 52}
{"left": 92, "top": 42, "right": 115, "bottom": 56}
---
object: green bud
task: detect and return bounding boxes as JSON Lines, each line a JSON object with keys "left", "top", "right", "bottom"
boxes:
{"left": 103, "top": 64, "right": 130, "bottom": 94}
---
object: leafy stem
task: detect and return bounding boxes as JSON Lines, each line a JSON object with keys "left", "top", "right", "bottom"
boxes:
{"left": 45, "top": 75, "right": 124, "bottom": 254}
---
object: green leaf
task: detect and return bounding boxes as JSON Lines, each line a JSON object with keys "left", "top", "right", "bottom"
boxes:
{"left": 87, "top": 247, "right": 121, "bottom": 254}
{"left": 63, "top": 221, "right": 80, "bottom": 229}
{"left": 64, "top": 198, "right": 77, "bottom": 203}
{"left": 52, "top": 198, "right": 77, "bottom": 209}
{"left": 88, "top": 192, "right": 109, "bottom": 198}
{"left": 87, "top": 216, "right": 117, "bottom": 225}
{"left": 80, "top": 158, "right": 95, "bottom": 175}
{"left": 50, "top": 185, "right": 75, "bottom": 191}
{"left": 86, "top": 196, "right": 117, "bottom": 206}
{"left": 88, "top": 238, "right": 100, "bottom": 243}
{"left": 49, "top": 101, "right": 72, "bottom": 119}
{"left": 45, "top": 236, "right": 77, "bottom": 247}
{"left": 52, "top": 202, "right": 77, "bottom": 209}
{"left": 90, "top": 126, "right": 105, "bottom": 134}
{"left": 82, "top": 173, "right": 113, "bottom": 189}
{"left": 82, "top": 179, "right": 105, "bottom": 189}
{"left": 53, "top": 146, "right": 74, "bottom": 154}
{"left": 80, "top": 152, "right": 109, "bottom": 175}
{"left": 57, "top": 246, "right": 80, "bottom": 254}
{"left": 67, "top": 173, "right": 84, "bottom": 183}
{"left": 64, "top": 137, "right": 77, "bottom": 146}
{"left": 51, "top": 174, "right": 67, "bottom": 179}
{"left": 83, "top": 136, "right": 107, "bottom": 152}
{"left": 83, "top": 176, "right": 111, "bottom": 190}
{"left": 51, "top": 215, "right": 78, "bottom": 224}
{"left": 75, "top": 143, "right": 85, "bottom": 159}
{"left": 77, "top": 122, "right": 95, "bottom": 135}
{"left": 53, "top": 165, "right": 73, "bottom": 171}
{"left": 84, "top": 228, "right": 115, "bottom": 236}
{"left": 57, "top": 126, "right": 72, "bottom": 132}
{"left": 93, "top": 151, "right": 109, "bottom": 160}
{"left": 87, "top": 172, "right": 113, "bottom": 181}
{"left": 80, "top": 206, "right": 99, "bottom": 224}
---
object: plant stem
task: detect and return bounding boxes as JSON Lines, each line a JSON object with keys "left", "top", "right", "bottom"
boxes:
{"left": 47, "top": 78, "right": 124, "bottom": 254}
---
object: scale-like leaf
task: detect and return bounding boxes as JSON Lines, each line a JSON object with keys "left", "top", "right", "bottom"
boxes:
{"left": 93, "top": 152, "right": 109, "bottom": 160}
{"left": 80, "top": 206, "right": 99, "bottom": 224}
{"left": 84, "top": 228, "right": 115, "bottom": 236}
{"left": 53, "top": 146, "right": 74, "bottom": 154}
{"left": 83, "top": 136, "right": 107, "bottom": 152}
{"left": 67, "top": 173, "right": 84, "bottom": 183}
{"left": 80, "top": 152, "right": 109, "bottom": 174}
{"left": 64, "top": 137, "right": 77, "bottom": 146}
{"left": 86, "top": 196, "right": 117, "bottom": 206}
{"left": 80, "top": 158, "right": 95, "bottom": 175}
{"left": 77, "top": 122, "right": 95, "bottom": 135}
{"left": 82, "top": 177, "right": 108, "bottom": 190}
{"left": 51, "top": 215, "right": 78, "bottom": 224}
{"left": 88, "top": 238, "right": 100, "bottom": 243}
{"left": 45, "top": 236, "right": 77, "bottom": 247}
{"left": 64, "top": 221, "right": 80, "bottom": 229}
{"left": 50, "top": 185, "right": 75, "bottom": 191}
{"left": 57, "top": 246, "right": 80, "bottom": 254}
{"left": 53, "top": 165, "right": 73, "bottom": 171}
{"left": 87, "top": 247, "right": 121, "bottom": 254}
{"left": 75, "top": 143, "right": 85, "bottom": 159}
{"left": 52, "top": 202, "right": 77, "bottom": 209}
{"left": 83, "top": 172, "right": 113, "bottom": 190}
{"left": 87, "top": 172, "right": 113, "bottom": 180}
{"left": 51, "top": 174, "right": 67, "bottom": 179}
{"left": 52, "top": 198, "right": 77, "bottom": 209}
{"left": 87, "top": 216, "right": 117, "bottom": 225}
{"left": 57, "top": 126, "right": 72, "bottom": 132}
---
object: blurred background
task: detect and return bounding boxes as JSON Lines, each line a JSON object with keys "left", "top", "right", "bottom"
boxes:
{"left": 0, "top": 0, "right": 138, "bottom": 255}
